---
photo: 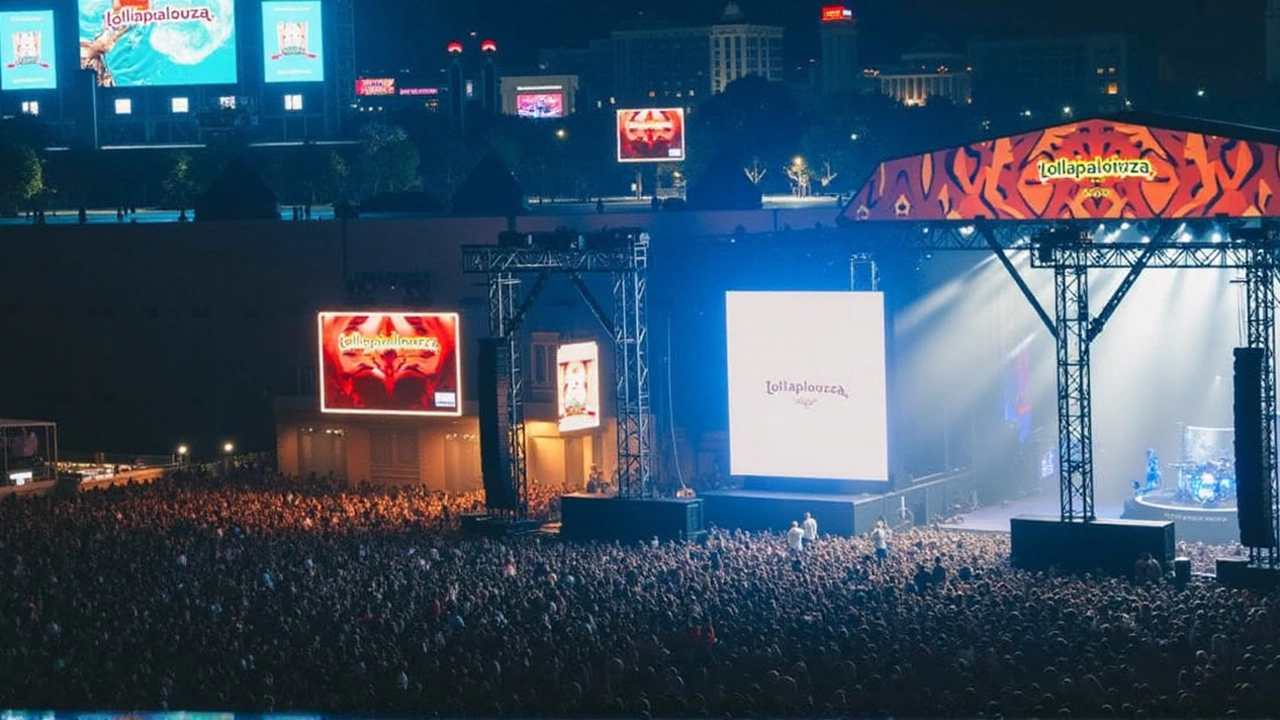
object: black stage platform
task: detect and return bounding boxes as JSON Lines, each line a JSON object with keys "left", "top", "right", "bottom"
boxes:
{"left": 560, "top": 494, "right": 705, "bottom": 543}
{"left": 1011, "top": 516, "right": 1175, "bottom": 574}
{"left": 701, "top": 472, "right": 977, "bottom": 537}
{"left": 1122, "top": 491, "right": 1238, "bottom": 544}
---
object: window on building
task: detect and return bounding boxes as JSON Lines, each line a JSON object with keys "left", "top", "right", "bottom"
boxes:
{"left": 114, "top": 98, "right": 133, "bottom": 115}
{"left": 285, "top": 94, "right": 304, "bottom": 111}
{"left": 529, "top": 333, "right": 559, "bottom": 390}
{"left": 219, "top": 96, "right": 236, "bottom": 109}
{"left": 20, "top": 100, "right": 38, "bottom": 116}
{"left": 171, "top": 97, "right": 189, "bottom": 113}
{"left": 1105, "top": 82, "right": 1119, "bottom": 95}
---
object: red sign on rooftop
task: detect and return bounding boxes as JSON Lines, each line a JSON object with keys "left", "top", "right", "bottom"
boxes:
{"left": 821, "top": 5, "right": 854, "bottom": 22}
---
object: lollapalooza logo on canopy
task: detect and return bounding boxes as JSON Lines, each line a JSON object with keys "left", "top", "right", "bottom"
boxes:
{"left": 1036, "top": 156, "right": 1158, "bottom": 183}
{"left": 765, "top": 379, "right": 850, "bottom": 410}
{"left": 102, "top": 2, "right": 217, "bottom": 30}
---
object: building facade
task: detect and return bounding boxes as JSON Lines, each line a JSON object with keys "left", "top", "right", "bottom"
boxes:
{"left": 611, "top": 26, "right": 712, "bottom": 104}
{"left": 539, "top": 39, "right": 614, "bottom": 112}
{"left": 968, "top": 33, "right": 1143, "bottom": 115}
{"left": 709, "top": 4, "right": 785, "bottom": 95}
{"left": 870, "top": 52, "right": 971, "bottom": 107}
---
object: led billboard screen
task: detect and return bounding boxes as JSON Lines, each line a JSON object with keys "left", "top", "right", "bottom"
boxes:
{"left": 726, "top": 292, "right": 889, "bottom": 482}
{"left": 356, "top": 77, "right": 395, "bottom": 96}
{"left": 262, "top": 0, "right": 324, "bottom": 83}
{"left": 516, "top": 91, "right": 563, "bottom": 118}
{"left": 616, "top": 107, "right": 686, "bottom": 163}
{"left": 557, "top": 341, "right": 601, "bottom": 433}
{"left": 0, "top": 11, "right": 57, "bottom": 91}
{"left": 318, "top": 312, "right": 462, "bottom": 417}
{"left": 78, "top": 0, "right": 237, "bottom": 87}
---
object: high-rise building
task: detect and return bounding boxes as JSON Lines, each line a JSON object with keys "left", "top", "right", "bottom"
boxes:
{"left": 611, "top": 3, "right": 783, "bottom": 105}
{"left": 819, "top": 4, "right": 858, "bottom": 96}
{"left": 612, "top": 26, "right": 712, "bottom": 104}
{"left": 969, "top": 33, "right": 1149, "bottom": 115}
{"left": 539, "top": 39, "right": 614, "bottom": 111}
{"left": 709, "top": 3, "right": 785, "bottom": 94}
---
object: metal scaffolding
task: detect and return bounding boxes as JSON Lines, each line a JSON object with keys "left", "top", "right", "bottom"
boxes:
{"left": 462, "top": 230, "right": 654, "bottom": 514}
{"left": 1246, "top": 244, "right": 1280, "bottom": 564}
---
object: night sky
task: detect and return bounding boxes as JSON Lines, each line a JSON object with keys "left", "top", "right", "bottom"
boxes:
{"left": 354, "top": 0, "right": 1264, "bottom": 89}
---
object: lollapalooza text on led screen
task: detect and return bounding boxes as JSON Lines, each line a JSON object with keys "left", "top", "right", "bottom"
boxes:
{"left": 726, "top": 292, "right": 889, "bottom": 482}
{"left": 318, "top": 312, "right": 462, "bottom": 417}
{"left": 79, "top": 0, "right": 238, "bottom": 87}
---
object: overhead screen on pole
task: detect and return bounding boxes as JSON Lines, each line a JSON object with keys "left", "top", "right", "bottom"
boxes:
{"left": 726, "top": 291, "right": 889, "bottom": 482}
{"left": 262, "top": 0, "right": 325, "bottom": 83}
{"left": 616, "top": 107, "right": 686, "bottom": 163}
{"left": 78, "top": 0, "right": 238, "bottom": 87}
{"left": 0, "top": 10, "right": 58, "bottom": 91}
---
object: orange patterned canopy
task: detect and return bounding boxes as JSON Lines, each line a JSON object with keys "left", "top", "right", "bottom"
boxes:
{"left": 841, "top": 117, "right": 1280, "bottom": 222}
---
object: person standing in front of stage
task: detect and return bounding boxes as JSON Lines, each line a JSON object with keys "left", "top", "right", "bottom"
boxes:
{"left": 871, "top": 520, "right": 890, "bottom": 561}
{"left": 802, "top": 512, "right": 818, "bottom": 543}
{"left": 787, "top": 521, "right": 806, "bottom": 553}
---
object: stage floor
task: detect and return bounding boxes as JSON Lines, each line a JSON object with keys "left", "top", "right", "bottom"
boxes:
{"left": 939, "top": 495, "right": 1127, "bottom": 533}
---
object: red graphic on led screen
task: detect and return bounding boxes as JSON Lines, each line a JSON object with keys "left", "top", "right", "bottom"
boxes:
{"left": 616, "top": 107, "right": 686, "bottom": 163}
{"left": 319, "top": 312, "right": 461, "bottom": 416}
{"left": 516, "top": 92, "right": 563, "bottom": 118}
{"left": 842, "top": 118, "right": 1280, "bottom": 222}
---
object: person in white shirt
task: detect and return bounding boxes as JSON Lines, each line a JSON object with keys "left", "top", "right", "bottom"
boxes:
{"left": 871, "top": 520, "right": 890, "bottom": 561}
{"left": 802, "top": 512, "right": 818, "bottom": 542}
{"left": 786, "top": 521, "right": 806, "bottom": 553}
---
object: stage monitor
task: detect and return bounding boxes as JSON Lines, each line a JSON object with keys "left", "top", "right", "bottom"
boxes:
{"left": 78, "top": 0, "right": 238, "bottom": 87}
{"left": 517, "top": 91, "right": 563, "bottom": 118}
{"left": 318, "top": 311, "right": 462, "bottom": 417}
{"left": 1, "top": 10, "right": 57, "bottom": 91}
{"left": 616, "top": 107, "right": 685, "bottom": 163}
{"left": 356, "top": 77, "right": 395, "bottom": 96}
{"left": 557, "top": 341, "right": 601, "bottom": 433}
{"left": 262, "top": 0, "right": 324, "bottom": 83}
{"left": 726, "top": 291, "right": 889, "bottom": 482}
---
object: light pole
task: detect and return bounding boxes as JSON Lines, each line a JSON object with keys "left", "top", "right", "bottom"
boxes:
{"left": 222, "top": 441, "right": 234, "bottom": 474}
{"left": 176, "top": 444, "right": 189, "bottom": 468}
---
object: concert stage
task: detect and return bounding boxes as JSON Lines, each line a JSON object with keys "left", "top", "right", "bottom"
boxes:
{"left": 560, "top": 494, "right": 705, "bottom": 542}
{"left": 1123, "top": 491, "right": 1238, "bottom": 544}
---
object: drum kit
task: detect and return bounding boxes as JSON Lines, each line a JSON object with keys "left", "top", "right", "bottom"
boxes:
{"left": 1171, "top": 458, "right": 1235, "bottom": 504}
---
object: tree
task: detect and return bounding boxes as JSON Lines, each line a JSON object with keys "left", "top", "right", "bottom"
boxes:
{"left": 816, "top": 159, "right": 839, "bottom": 189}
{"left": 356, "top": 122, "right": 421, "bottom": 197}
{"left": 785, "top": 156, "right": 812, "bottom": 197}
{"left": 0, "top": 139, "right": 42, "bottom": 216}
{"left": 161, "top": 152, "right": 200, "bottom": 209}
{"left": 690, "top": 75, "right": 807, "bottom": 192}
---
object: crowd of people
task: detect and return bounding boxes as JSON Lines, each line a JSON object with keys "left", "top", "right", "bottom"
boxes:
{"left": 0, "top": 468, "right": 1274, "bottom": 717}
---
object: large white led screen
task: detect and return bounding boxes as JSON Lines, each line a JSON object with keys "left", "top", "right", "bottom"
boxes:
{"left": 726, "top": 291, "right": 889, "bottom": 481}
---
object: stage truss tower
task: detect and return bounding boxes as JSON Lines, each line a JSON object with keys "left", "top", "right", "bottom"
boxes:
{"left": 463, "top": 230, "right": 654, "bottom": 516}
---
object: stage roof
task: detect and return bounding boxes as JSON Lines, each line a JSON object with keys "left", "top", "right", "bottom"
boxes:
{"left": 840, "top": 113, "right": 1280, "bottom": 223}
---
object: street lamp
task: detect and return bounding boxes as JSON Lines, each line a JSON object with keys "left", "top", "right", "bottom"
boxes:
{"left": 176, "top": 444, "right": 189, "bottom": 467}
{"left": 555, "top": 128, "right": 567, "bottom": 140}
{"left": 223, "top": 442, "right": 234, "bottom": 454}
